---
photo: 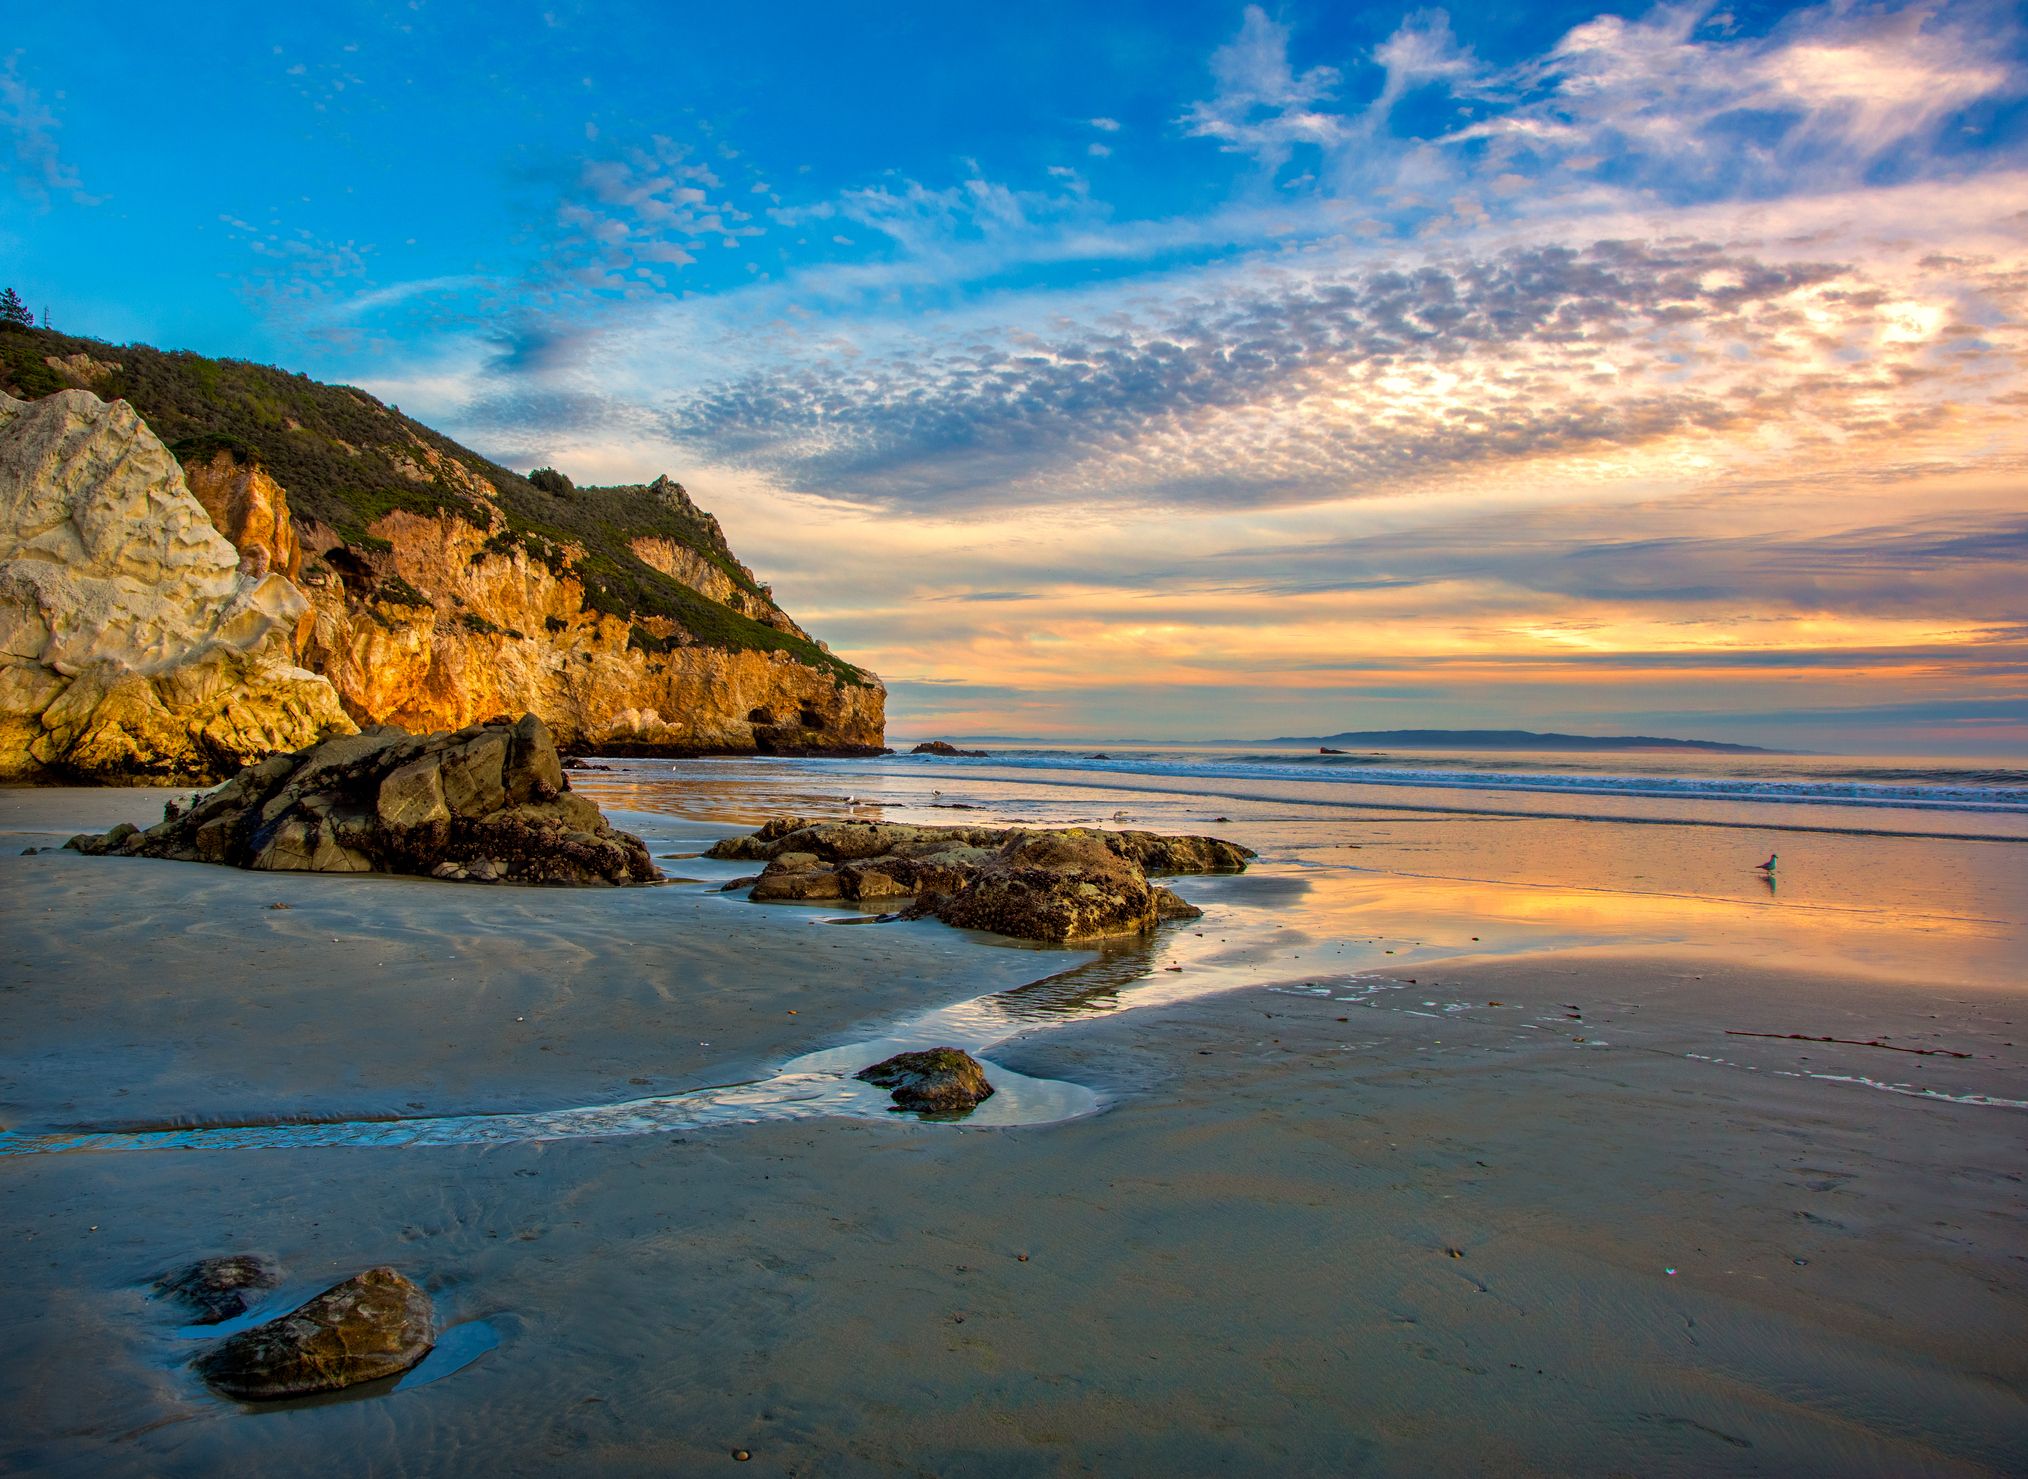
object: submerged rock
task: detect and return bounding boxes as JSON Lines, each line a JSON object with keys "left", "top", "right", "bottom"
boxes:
{"left": 66, "top": 713, "right": 656, "bottom": 885}
{"left": 910, "top": 739, "right": 987, "bottom": 756}
{"left": 155, "top": 1254, "right": 280, "bottom": 1325}
{"left": 707, "top": 818, "right": 1251, "bottom": 941}
{"left": 194, "top": 1266, "right": 434, "bottom": 1400}
{"left": 857, "top": 1048, "right": 995, "bottom": 1113}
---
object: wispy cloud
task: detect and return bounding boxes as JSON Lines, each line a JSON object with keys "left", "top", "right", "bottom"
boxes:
{"left": 218, "top": 214, "right": 372, "bottom": 316}
{"left": 0, "top": 51, "right": 96, "bottom": 205}
{"left": 1442, "top": 0, "right": 2019, "bottom": 197}
{"left": 1181, "top": 6, "right": 1348, "bottom": 165}
{"left": 547, "top": 135, "right": 764, "bottom": 295}
{"left": 1176, "top": 1, "right": 2016, "bottom": 214}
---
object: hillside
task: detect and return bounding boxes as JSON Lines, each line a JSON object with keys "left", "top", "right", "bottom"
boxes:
{"left": 0, "top": 324, "right": 884, "bottom": 764}
{"left": 1, "top": 326, "right": 862, "bottom": 681}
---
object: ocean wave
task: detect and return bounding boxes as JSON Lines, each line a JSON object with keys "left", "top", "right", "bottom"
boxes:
{"left": 901, "top": 751, "right": 2028, "bottom": 815}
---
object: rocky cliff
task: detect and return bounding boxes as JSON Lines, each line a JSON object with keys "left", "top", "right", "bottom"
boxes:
{"left": 0, "top": 326, "right": 886, "bottom": 771}
{"left": 0, "top": 389, "right": 353, "bottom": 783}
{"left": 291, "top": 503, "right": 884, "bottom": 754}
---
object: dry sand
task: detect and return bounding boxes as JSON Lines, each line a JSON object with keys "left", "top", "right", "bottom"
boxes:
{"left": 2, "top": 786, "right": 2024, "bottom": 1475}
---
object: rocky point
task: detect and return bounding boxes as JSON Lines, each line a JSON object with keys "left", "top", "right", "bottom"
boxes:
{"left": 67, "top": 713, "right": 656, "bottom": 885}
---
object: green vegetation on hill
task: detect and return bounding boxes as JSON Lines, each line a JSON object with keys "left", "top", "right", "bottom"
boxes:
{"left": 0, "top": 325, "right": 867, "bottom": 684}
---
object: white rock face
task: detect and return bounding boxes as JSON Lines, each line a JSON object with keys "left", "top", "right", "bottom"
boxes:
{"left": 0, "top": 389, "right": 354, "bottom": 782}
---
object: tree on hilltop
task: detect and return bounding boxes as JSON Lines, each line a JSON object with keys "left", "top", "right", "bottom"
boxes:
{"left": 0, "top": 288, "right": 32, "bottom": 329}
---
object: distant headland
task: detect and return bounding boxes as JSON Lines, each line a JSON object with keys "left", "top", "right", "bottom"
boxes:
{"left": 1266, "top": 729, "right": 1784, "bottom": 754}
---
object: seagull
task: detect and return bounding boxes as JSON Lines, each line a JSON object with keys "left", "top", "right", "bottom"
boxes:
{"left": 1757, "top": 853, "right": 1778, "bottom": 873}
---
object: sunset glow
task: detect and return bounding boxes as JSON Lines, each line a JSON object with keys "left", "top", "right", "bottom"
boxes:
{"left": 7, "top": 1, "right": 2023, "bottom": 748}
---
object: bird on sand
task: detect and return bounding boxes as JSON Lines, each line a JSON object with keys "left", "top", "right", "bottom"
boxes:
{"left": 1757, "top": 853, "right": 1778, "bottom": 873}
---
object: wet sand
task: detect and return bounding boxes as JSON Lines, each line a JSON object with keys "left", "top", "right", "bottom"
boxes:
{"left": 2, "top": 782, "right": 2025, "bottom": 1474}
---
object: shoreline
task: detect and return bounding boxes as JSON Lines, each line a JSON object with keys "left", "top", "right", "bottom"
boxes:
{"left": 3, "top": 780, "right": 2024, "bottom": 1473}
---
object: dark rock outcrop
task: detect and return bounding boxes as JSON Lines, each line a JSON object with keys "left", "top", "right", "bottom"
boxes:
{"left": 707, "top": 819, "right": 1252, "bottom": 941}
{"left": 66, "top": 713, "right": 656, "bottom": 885}
{"left": 194, "top": 1266, "right": 434, "bottom": 1400}
{"left": 910, "top": 740, "right": 987, "bottom": 757}
{"left": 857, "top": 1048, "right": 995, "bottom": 1113}
{"left": 155, "top": 1254, "right": 280, "bottom": 1325}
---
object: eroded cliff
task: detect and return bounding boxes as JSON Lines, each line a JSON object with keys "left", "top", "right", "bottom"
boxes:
{"left": 294, "top": 505, "right": 883, "bottom": 753}
{"left": 0, "top": 327, "right": 886, "bottom": 764}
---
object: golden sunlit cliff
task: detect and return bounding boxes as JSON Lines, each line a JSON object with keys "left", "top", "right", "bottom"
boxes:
{"left": 0, "top": 327, "right": 885, "bottom": 782}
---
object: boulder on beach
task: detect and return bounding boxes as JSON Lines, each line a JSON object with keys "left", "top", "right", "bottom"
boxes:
{"left": 0, "top": 389, "right": 354, "bottom": 784}
{"left": 857, "top": 1047, "right": 996, "bottom": 1113}
{"left": 708, "top": 818, "right": 1252, "bottom": 941}
{"left": 910, "top": 739, "right": 988, "bottom": 757}
{"left": 65, "top": 713, "right": 657, "bottom": 885}
{"left": 194, "top": 1266, "right": 434, "bottom": 1400}
{"left": 155, "top": 1254, "right": 280, "bottom": 1325}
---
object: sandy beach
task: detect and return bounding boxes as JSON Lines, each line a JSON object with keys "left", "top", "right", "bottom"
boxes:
{"left": 2, "top": 769, "right": 2024, "bottom": 1475}
{"left": 11, "top": 5, "right": 2028, "bottom": 1468}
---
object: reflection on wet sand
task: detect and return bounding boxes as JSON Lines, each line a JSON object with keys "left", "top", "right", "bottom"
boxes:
{"left": 5, "top": 755, "right": 2019, "bottom": 1157}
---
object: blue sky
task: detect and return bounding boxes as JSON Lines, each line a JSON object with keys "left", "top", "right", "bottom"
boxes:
{"left": 5, "top": 1, "right": 2026, "bottom": 749}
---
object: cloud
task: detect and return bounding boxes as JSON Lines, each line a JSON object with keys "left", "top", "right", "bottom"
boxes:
{"left": 1199, "top": 507, "right": 2028, "bottom": 620}
{"left": 218, "top": 216, "right": 377, "bottom": 335}
{"left": 1439, "top": 0, "right": 2017, "bottom": 198}
{"left": 0, "top": 51, "right": 96, "bottom": 204}
{"left": 332, "top": 2, "right": 2026, "bottom": 749}
{"left": 1175, "top": 1, "right": 2015, "bottom": 222}
{"left": 660, "top": 226, "right": 2025, "bottom": 512}
{"left": 1181, "top": 6, "right": 1347, "bottom": 164}
{"left": 1368, "top": 8, "right": 1478, "bottom": 122}
{"left": 545, "top": 135, "right": 763, "bottom": 296}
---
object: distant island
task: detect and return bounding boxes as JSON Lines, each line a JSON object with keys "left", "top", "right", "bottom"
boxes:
{"left": 1266, "top": 729, "right": 1783, "bottom": 754}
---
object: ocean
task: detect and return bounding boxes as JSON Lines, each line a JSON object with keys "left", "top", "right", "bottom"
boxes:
{"left": 571, "top": 742, "right": 2028, "bottom": 995}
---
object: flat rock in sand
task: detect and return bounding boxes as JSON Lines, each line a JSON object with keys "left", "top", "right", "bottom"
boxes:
{"left": 154, "top": 1254, "right": 281, "bottom": 1325}
{"left": 193, "top": 1266, "right": 434, "bottom": 1400}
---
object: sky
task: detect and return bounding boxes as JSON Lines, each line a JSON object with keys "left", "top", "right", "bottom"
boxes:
{"left": 5, "top": 1, "right": 2026, "bottom": 751}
